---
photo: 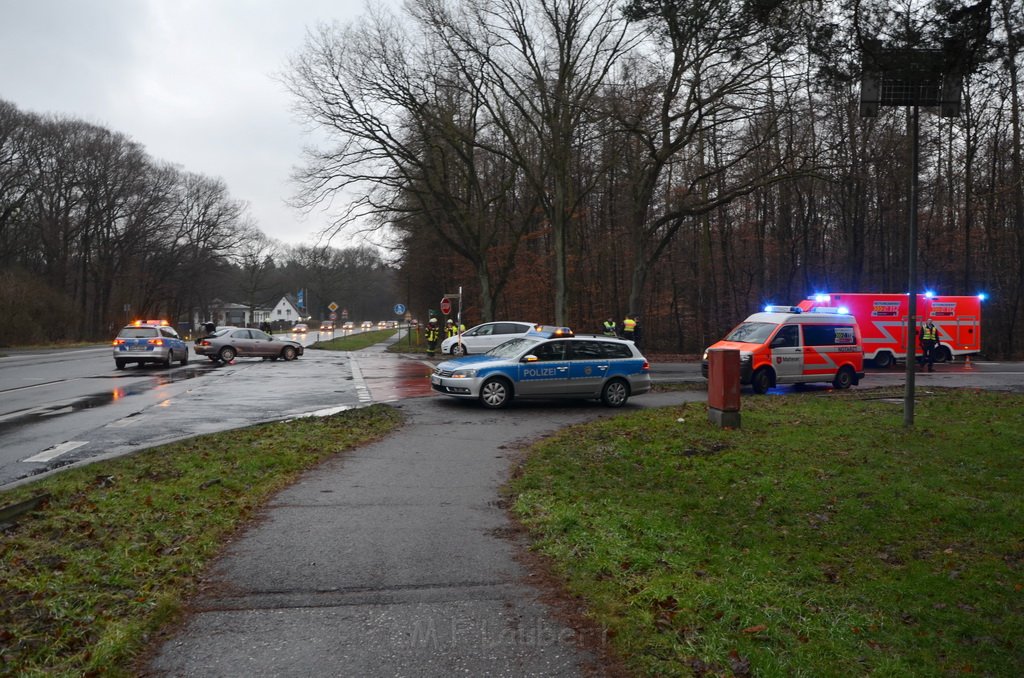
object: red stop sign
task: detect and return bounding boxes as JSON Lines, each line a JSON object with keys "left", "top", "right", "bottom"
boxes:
{"left": 440, "top": 297, "right": 452, "bottom": 315}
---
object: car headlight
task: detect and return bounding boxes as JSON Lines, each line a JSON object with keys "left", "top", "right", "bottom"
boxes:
{"left": 451, "top": 369, "right": 477, "bottom": 379}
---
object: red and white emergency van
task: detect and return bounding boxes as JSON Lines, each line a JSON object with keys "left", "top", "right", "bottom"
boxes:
{"left": 701, "top": 306, "right": 865, "bottom": 394}
{"left": 797, "top": 293, "right": 982, "bottom": 368}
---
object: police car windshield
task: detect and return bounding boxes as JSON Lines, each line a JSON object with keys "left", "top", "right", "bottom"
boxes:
{"left": 486, "top": 337, "right": 541, "bottom": 358}
{"left": 724, "top": 322, "right": 777, "bottom": 344}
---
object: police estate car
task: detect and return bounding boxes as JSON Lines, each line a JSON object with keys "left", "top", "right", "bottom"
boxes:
{"left": 112, "top": 319, "right": 189, "bottom": 369}
{"left": 431, "top": 326, "right": 651, "bottom": 408}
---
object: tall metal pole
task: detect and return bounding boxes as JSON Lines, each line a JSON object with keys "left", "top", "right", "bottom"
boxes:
{"left": 904, "top": 105, "right": 919, "bottom": 427}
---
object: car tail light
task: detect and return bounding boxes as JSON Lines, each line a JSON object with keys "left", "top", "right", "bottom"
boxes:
{"left": 642, "top": 360, "right": 650, "bottom": 371}
{"left": 149, "top": 338, "right": 164, "bottom": 346}
{"left": 112, "top": 339, "right": 125, "bottom": 346}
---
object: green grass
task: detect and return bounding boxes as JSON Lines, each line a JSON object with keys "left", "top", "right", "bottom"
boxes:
{"left": 311, "top": 329, "right": 399, "bottom": 351}
{"left": 509, "top": 388, "right": 1024, "bottom": 676}
{"left": 0, "top": 405, "right": 402, "bottom": 677}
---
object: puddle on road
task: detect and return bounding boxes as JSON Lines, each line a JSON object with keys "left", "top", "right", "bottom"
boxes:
{"left": 0, "top": 367, "right": 210, "bottom": 434}
{"left": 364, "top": 361, "right": 435, "bottom": 400}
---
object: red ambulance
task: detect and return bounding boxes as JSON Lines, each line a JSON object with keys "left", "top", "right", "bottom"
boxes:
{"left": 797, "top": 293, "right": 983, "bottom": 368}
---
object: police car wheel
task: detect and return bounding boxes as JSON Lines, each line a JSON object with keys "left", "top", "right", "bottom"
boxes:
{"left": 601, "top": 379, "right": 629, "bottom": 407}
{"left": 751, "top": 368, "right": 772, "bottom": 394}
{"left": 833, "top": 366, "right": 855, "bottom": 389}
{"left": 115, "top": 359, "right": 126, "bottom": 370}
{"left": 179, "top": 351, "right": 188, "bottom": 366}
{"left": 480, "top": 378, "right": 511, "bottom": 409}
{"left": 163, "top": 350, "right": 173, "bottom": 368}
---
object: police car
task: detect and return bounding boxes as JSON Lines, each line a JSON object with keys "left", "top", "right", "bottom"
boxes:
{"left": 112, "top": 319, "right": 189, "bottom": 369}
{"left": 431, "top": 326, "right": 651, "bottom": 408}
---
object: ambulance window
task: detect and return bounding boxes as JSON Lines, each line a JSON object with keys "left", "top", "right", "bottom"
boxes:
{"left": 804, "top": 324, "right": 856, "bottom": 346}
{"left": 725, "top": 322, "right": 776, "bottom": 343}
{"left": 772, "top": 325, "right": 800, "bottom": 348}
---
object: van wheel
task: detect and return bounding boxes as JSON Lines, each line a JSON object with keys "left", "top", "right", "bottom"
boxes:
{"left": 833, "top": 366, "right": 855, "bottom": 390}
{"left": 933, "top": 346, "right": 952, "bottom": 363}
{"left": 751, "top": 368, "right": 773, "bottom": 394}
{"left": 873, "top": 352, "right": 894, "bottom": 369}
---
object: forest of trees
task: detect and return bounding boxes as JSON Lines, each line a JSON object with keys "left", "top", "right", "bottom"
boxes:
{"left": 287, "top": 0, "right": 1024, "bottom": 357}
{"left": 0, "top": 100, "right": 397, "bottom": 346}
{"left": 2, "top": 0, "right": 1022, "bottom": 357}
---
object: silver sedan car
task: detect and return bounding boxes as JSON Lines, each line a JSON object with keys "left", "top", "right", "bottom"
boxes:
{"left": 194, "top": 327, "right": 304, "bottom": 363}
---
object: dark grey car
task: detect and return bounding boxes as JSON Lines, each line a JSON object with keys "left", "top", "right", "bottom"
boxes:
{"left": 194, "top": 327, "right": 304, "bottom": 363}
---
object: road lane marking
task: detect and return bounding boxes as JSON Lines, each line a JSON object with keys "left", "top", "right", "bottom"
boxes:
{"left": 349, "top": 354, "right": 372, "bottom": 404}
{"left": 23, "top": 440, "right": 89, "bottom": 463}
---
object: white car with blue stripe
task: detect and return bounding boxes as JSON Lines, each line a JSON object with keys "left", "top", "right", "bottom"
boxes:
{"left": 431, "top": 326, "right": 651, "bottom": 408}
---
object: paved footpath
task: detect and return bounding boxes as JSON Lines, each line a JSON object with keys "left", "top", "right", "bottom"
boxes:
{"left": 145, "top": 372, "right": 703, "bottom": 676}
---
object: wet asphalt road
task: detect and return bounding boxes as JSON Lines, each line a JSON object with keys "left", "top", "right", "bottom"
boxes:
{"left": 0, "top": 340, "right": 436, "bottom": 489}
{"left": 2, "top": 337, "right": 1022, "bottom": 490}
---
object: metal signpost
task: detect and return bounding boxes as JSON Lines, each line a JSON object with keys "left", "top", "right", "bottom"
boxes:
{"left": 861, "top": 42, "right": 963, "bottom": 427}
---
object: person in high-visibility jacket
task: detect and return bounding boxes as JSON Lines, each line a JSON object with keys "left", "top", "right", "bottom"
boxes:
{"left": 445, "top": 319, "right": 464, "bottom": 339}
{"left": 602, "top": 317, "right": 617, "bottom": 337}
{"left": 920, "top": 319, "right": 939, "bottom": 371}
{"left": 622, "top": 315, "right": 637, "bottom": 342}
{"left": 425, "top": 318, "right": 441, "bottom": 357}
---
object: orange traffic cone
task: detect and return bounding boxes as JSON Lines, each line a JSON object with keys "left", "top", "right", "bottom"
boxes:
{"left": 965, "top": 354, "right": 973, "bottom": 369}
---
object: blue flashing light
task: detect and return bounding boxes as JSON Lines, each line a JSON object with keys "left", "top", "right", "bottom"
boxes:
{"left": 813, "top": 294, "right": 830, "bottom": 303}
{"left": 837, "top": 306, "right": 850, "bottom": 315}
{"left": 924, "top": 290, "right": 935, "bottom": 298}
{"left": 764, "top": 305, "right": 801, "bottom": 314}
{"left": 978, "top": 292, "right": 988, "bottom": 301}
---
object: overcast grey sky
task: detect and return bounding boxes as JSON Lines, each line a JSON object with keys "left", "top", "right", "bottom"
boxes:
{"left": 0, "top": 0, "right": 386, "bottom": 246}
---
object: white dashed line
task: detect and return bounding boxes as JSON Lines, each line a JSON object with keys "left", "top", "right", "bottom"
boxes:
{"left": 23, "top": 440, "right": 89, "bottom": 463}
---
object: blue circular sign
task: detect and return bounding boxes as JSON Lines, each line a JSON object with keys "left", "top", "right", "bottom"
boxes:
{"left": 393, "top": 303, "right": 406, "bottom": 315}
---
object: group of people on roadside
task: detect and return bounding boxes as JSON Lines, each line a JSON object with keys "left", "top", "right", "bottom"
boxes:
{"left": 602, "top": 314, "right": 642, "bottom": 346}
{"left": 424, "top": 317, "right": 465, "bottom": 357}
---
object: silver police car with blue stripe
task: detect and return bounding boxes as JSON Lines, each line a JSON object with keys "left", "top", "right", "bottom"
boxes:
{"left": 431, "top": 326, "right": 651, "bottom": 408}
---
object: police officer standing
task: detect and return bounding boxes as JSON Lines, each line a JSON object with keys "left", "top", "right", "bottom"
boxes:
{"left": 622, "top": 314, "right": 637, "bottom": 342}
{"left": 602, "top": 317, "right": 617, "bottom": 337}
{"left": 920, "top": 318, "right": 938, "bottom": 371}
{"left": 425, "top": 317, "right": 441, "bottom": 357}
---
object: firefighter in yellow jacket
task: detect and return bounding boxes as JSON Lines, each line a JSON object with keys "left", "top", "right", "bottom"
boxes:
{"left": 425, "top": 318, "right": 441, "bottom": 357}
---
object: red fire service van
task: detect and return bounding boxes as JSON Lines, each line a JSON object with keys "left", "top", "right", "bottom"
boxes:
{"left": 797, "top": 293, "right": 983, "bottom": 367}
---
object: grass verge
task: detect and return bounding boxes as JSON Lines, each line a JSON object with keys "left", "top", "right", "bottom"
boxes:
{"left": 312, "top": 329, "right": 398, "bottom": 351}
{"left": 509, "top": 388, "right": 1024, "bottom": 676}
{"left": 0, "top": 404, "right": 402, "bottom": 677}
